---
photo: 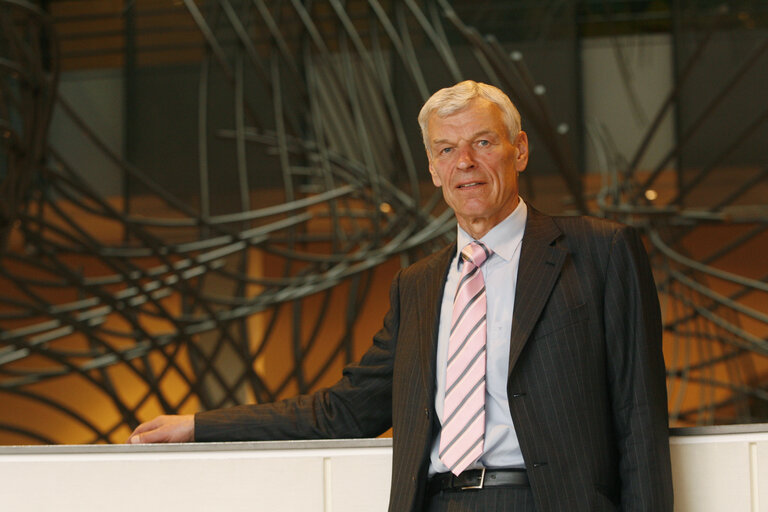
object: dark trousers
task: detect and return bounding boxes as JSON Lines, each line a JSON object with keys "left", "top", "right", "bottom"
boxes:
{"left": 425, "top": 487, "right": 537, "bottom": 512}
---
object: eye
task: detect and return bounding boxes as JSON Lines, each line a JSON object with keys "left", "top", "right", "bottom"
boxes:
{"left": 439, "top": 147, "right": 453, "bottom": 155}
{"left": 477, "top": 139, "right": 490, "bottom": 147}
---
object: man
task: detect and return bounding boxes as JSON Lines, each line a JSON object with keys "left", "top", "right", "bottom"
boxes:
{"left": 128, "top": 80, "right": 673, "bottom": 511}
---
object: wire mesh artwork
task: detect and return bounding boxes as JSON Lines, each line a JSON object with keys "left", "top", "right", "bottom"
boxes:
{"left": 585, "top": 5, "right": 768, "bottom": 424}
{"left": 0, "top": 0, "right": 766, "bottom": 444}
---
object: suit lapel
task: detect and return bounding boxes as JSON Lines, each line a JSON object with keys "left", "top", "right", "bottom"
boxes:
{"left": 417, "top": 243, "right": 455, "bottom": 394}
{"left": 508, "top": 208, "right": 568, "bottom": 375}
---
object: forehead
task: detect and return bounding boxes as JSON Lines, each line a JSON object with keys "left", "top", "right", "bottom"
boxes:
{"left": 427, "top": 98, "right": 506, "bottom": 142}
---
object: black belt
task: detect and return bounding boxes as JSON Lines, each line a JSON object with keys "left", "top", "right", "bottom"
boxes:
{"left": 428, "top": 468, "right": 529, "bottom": 496}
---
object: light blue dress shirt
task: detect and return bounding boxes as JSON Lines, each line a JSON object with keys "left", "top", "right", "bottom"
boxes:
{"left": 429, "top": 198, "right": 528, "bottom": 475}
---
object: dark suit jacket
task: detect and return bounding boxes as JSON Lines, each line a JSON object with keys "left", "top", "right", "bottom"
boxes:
{"left": 196, "top": 207, "right": 674, "bottom": 511}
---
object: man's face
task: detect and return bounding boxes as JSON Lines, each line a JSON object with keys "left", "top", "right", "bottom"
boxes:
{"left": 426, "top": 98, "right": 529, "bottom": 239}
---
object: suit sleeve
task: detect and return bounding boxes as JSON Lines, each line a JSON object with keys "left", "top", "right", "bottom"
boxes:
{"left": 604, "top": 226, "right": 673, "bottom": 511}
{"left": 194, "top": 271, "right": 401, "bottom": 442}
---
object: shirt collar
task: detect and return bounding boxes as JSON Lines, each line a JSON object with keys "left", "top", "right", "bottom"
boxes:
{"left": 456, "top": 197, "right": 528, "bottom": 265}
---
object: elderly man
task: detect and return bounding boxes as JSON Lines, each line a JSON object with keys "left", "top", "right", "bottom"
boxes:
{"left": 129, "top": 80, "right": 673, "bottom": 511}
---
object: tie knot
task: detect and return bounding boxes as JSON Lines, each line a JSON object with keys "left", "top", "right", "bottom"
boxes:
{"left": 461, "top": 241, "right": 491, "bottom": 268}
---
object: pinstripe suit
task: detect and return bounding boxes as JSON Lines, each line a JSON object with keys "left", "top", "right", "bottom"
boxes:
{"left": 196, "top": 206, "right": 674, "bottom": 512}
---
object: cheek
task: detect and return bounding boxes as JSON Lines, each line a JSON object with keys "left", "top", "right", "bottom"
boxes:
{"left": 429, "top": 163, "right": 446, "bottom": 187}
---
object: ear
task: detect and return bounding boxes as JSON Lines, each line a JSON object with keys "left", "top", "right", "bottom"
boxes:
{"left": 514, "top": 131, "right": 529, "bottom": 173}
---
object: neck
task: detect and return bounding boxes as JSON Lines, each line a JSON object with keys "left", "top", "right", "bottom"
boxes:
{"left": 458, "top": 197, "right": 520, "bottom": 240}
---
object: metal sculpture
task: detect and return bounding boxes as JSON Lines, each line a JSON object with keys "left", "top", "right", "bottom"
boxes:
{"left": 0, "top": 0, "right": 766, "bottom": 444}
{"left": 587, "top": 5, "right": 768, "bottom": 424}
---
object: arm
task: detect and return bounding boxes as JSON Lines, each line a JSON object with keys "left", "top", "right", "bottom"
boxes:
{"left": 128, "top": 271, "right": 402, "bottom": 444}
{"left": 604, "top": 226, "right": 673, "bottom": 510}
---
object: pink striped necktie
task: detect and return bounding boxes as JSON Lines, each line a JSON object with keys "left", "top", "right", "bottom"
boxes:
{"left": 439, "top": 241, "right": 491, "bottom": 476}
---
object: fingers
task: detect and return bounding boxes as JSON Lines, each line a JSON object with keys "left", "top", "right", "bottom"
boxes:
{"left": 126, "top": 414, "right": 194, "bottom": 444}
{"left": 129, "top": 416, "right": 162, "bottom": 437}
{"left": 126, "top": 416, "right": 163, "bottom": 444}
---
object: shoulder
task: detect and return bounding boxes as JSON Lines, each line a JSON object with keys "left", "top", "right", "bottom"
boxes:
{"left": 531, "top": 208, "right": 638, "bottom": 247}
{"left": 397, "top": 243, "right": 454, "bottom": 283}
{"left": 553, "top": 213, "right": 629, "bottom": 237}
{"left": 526, "top": 209, "right": 646, "bottom": 267}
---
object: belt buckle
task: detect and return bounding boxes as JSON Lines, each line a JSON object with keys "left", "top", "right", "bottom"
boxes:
{"left": 461, "top": 467, "right": 486, "bottom": 490}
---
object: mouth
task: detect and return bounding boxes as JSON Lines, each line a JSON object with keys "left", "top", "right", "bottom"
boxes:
{"left": 456, "top": 182, "right": 484, "bottom": 189}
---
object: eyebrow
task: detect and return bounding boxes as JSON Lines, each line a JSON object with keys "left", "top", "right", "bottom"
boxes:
{"left": 431, "top": 129, "right": 496, "bottom": 146}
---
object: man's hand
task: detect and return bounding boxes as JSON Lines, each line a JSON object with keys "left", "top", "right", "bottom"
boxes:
{"left": 126, "top": 414, "right": 194, "bottom": 444}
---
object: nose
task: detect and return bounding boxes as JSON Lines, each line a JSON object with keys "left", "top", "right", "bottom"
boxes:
{"left": 456, "top": 147, "right": 475, "bottom": 170}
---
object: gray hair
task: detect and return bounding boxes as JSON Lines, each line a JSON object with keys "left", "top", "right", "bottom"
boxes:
{"left": 418, "top": 80, "right": 522, "bottom": 154}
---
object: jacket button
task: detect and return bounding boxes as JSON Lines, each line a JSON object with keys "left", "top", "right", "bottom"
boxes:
{"left": 532, "top": 462, "right": 548, "bottom": 468}
{"left": 424, "top": 408, "right": 430, "bottom": 419}
{"left": 512, "top": 392, "right": 527, "bottom": 398}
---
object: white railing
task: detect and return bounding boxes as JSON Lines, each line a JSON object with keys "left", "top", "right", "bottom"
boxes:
{"left": 2, "top": 426, "right": 768, "bottom": 512}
